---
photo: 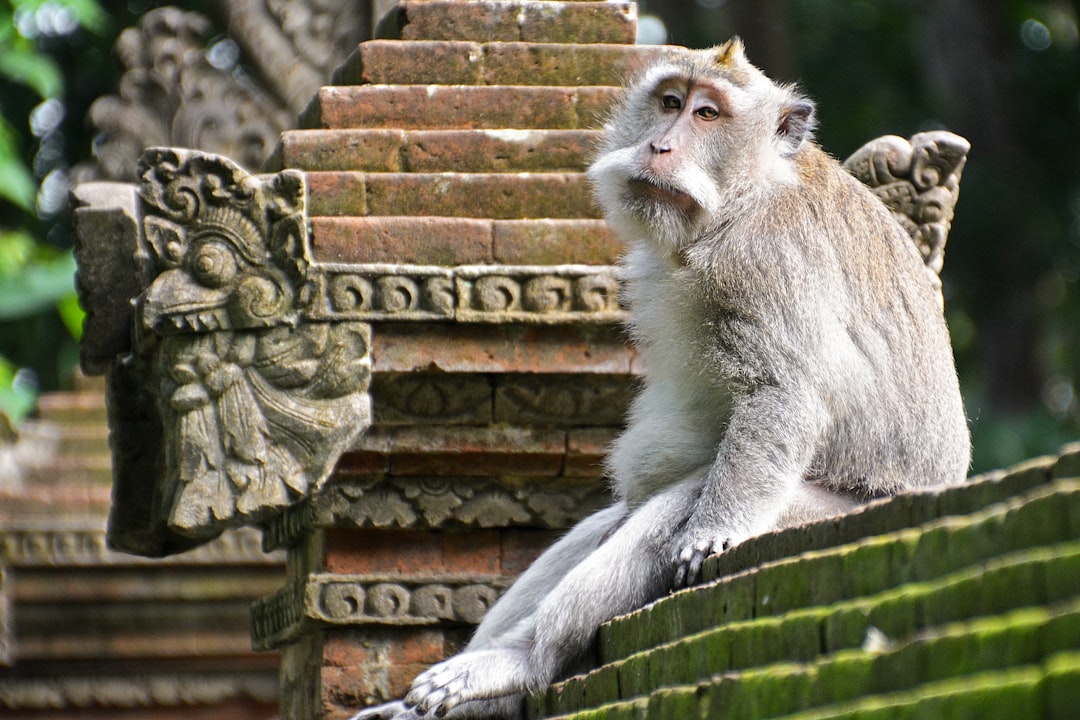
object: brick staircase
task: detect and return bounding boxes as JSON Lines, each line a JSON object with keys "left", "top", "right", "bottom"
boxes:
{"left": 529, "top": 446, "right": 1080, "bottom": 719}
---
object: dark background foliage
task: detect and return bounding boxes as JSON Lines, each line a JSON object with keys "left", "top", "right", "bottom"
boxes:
{"left": 1, "top": 0, "right": 1077, "bottom": 473}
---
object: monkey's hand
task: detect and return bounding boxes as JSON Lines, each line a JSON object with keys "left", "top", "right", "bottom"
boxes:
{"left": 349, "top": 700, "right": 420, "bottom": 720}
{"left": 405, "top": 649, "right": 532, "bottom": 718}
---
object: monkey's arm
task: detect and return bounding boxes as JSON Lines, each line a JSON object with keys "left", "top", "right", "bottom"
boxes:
{"left": 673, "top": 380, "right": 829, "bottom": 586}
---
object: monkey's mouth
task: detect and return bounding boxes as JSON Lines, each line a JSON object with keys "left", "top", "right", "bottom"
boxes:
{"left": 627, "top": 177, "right": 698, "bottom": 213}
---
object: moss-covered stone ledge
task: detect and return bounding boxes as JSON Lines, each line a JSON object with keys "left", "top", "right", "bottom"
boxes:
{"left": 530, "top": 443, "right": 1080, "bottom": 720}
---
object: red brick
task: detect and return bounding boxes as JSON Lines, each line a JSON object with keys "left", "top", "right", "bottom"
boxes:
{"left": 306, "top": 172, "right": 598, "bottom": 219}
{"left": 279, "top": 129, "right": 405, "bottom": 172}
{"left": 371, "top": 323, "right": 636, "bottom": 375}
{"left": 442, "top": 529, "right": 502, "bottom": 574}
{"left": 322, "top": 528, "right": 510, "bottom": 575}
{"left": 481, "top": 43, "right": 667, "bottom": 87}
{"left": 492, "top": 219, "right": 621, "bottom": 265}
{"left": 336, "top": 40, "right": 483, "bottom": 86}
{"left": 382, "top": 426, "right": 566, "bottom": 476}
{"left": 500, "top": 529, "right": 560, "bottom": 575}
{"left": 402, "top": 129, "right": 596, "bottom": 173}
{"left": 391, "top": 2, "right": 637, "bottom": 44}
{"left": 324, "top": 528, "right": 445, "bottom": 574}
{"left": 304, "top": 85, "right": 616, "bottom": 131}
{"left": 323, "top": 627, "right": 449, "bottom": 667}
{"left": 311, "top": 216, "right": 495, "bottom": 264}
{"left": 566, "top": 427, "right": 619, "bottom": 478}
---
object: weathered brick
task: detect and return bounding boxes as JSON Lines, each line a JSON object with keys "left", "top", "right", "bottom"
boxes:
{"left": 383, "top": 426, "right": 566, "bottom": 476}
{"left": 323, "top": 527, "right": 507, "bottom": 575}
{"left": 310, "top": 216, "right": 495, "bottom": 265}
{"left": 371, "top": 323, "right": 636, "bottom": 375}
{"left": 388, "top": 1, "right": 637, "bottom": 45}
{"left": 304, "top": 85, "right": 617, "bottom": 131}
{"left": 402, "top": 129, "right": 597, "bottom": 173}
{"left": 566, "top": 427, "right": 618, "bottom": 478}
{"left": 278, "top": 129, "right": 405, "bottom": 172}
{"left": 307, "top": 172, "right": 599, "bottom": 219}
{"left": 493, "top": 219, "right": 622, "bottom": 265}
{"left": 481, "top": 43, "right": 667, "bottom": 87}
{"left": 323, "top": 627, "right": 450, "bottom": 668}
{"left": 500, "top": 529, "right": 560, "bottom": 575}
{"left": 336, "top": 40, "right": 483, "bottom": 86}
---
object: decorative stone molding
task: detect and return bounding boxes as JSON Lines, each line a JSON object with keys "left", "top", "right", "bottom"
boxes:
{"left": 309, "top": 264, "right": 625, "bottom": 324}
{"left": 251, "top": 574, "right": 514, "bottom": 650}
{"left": 262, "top": 476, "right": 610, "bottom": 551}
{"left": 843, "top": 131, "right": 969, "bottom": 298}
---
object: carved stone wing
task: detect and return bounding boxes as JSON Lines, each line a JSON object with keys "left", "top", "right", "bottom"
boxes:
{"left": 843, "top": 131, "right": 969, "bottom": 298}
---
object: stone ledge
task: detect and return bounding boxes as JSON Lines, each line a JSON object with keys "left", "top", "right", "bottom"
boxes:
{"left": 335, "top": 41, "right": 665, "bottom": 87}
{"left": 305, "top": 172, "right": 598, "bottom": 219}
{"left": 310, "top": 217, "right": 619, "bottom": 266}
{"left": 277, "top": 129, "right": 598, "bottom": 173}
{"left": 382, "top": 1, "right": 637, "bottom": 45}
{"left": 302, "top": 85, "right": 618, "bottom": 131}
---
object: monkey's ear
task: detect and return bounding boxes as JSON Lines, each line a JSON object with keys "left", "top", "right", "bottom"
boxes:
{"left": 777, "top": 97, "right": 816, "bottom": 156}
{"left": 715, "top": 37, "right": 746, "bottom": 67}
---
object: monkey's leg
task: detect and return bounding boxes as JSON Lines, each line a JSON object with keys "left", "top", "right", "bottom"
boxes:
{"left": 352, "top": 502, "right": 628, "bottom": 720}
{"left": 406, "top": 479, "right": 703, "bottom": 717}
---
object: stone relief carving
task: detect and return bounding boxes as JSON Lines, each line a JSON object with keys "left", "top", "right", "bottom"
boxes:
{"left": 843, "top": 131, "right": 969, "bottom": 299}
{"left": 75, "top": 149, "right": 372, "bottom": 555}
{"left": 0, "top": 673, "right": 277, "bottom": 710}
{"left": 320, "top": 476, "right": 608, "bottom": 532}
{"left": 78, "top": 2, "right": 369, "bottom": 182}
{"left": 251, "top": 574, "right": 513, "bottom": 650}
{"left": 309, "top": 264, "right": 625, "bottom": 324}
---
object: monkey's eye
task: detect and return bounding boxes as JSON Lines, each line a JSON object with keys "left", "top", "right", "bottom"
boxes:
{"left": 695, "top": 105, "right": 720, "bottom": 120}
{"left": 661, "top": 92, "right": 682, "bottom": 110}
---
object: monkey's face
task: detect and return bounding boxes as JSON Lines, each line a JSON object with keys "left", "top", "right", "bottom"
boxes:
{"left": 588, "top": 40, "right": 816, "bottom": 252}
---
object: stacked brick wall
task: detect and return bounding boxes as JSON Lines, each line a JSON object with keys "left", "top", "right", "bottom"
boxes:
{"left": 253, "top": 2, "right": 665, "bottom": 718}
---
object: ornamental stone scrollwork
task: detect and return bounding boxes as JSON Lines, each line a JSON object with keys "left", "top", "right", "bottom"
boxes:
{"left": 843, "top": 131, "right": 969, "bottom": 299}
{"left": 307, "top": 264, "right": 626, "bottom": 324}
{"left": 251, "top": 574, "right": 513, "bottom": 650}
{"left": 74, "top": 148, "right": 372, "bottom": 556}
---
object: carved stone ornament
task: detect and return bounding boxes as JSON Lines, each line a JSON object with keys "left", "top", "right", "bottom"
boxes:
{"left": 843, "top": 130, "right": 969, "bottom": 300}
{"left": 74, "top": 148, "right": 372, "bottom": 556}
{"left": 251, "top": 574, "right": 514, "bottom": 650}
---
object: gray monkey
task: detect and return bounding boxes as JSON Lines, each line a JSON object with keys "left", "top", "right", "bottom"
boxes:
{"left": 352, "top": 39, "right": 970, "bottom": 720}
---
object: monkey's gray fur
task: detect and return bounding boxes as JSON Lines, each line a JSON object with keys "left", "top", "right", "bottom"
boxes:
{"left": 351, "top": 40, "right": 969, "bottom": 720}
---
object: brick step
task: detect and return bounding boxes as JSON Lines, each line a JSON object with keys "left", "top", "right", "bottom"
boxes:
{"left": 311, "top": 217, "right": 619, "bottom": 266}
{"left": 275, "top": 128, "right": 598, "bottom": 173}
{"left": 379, "top": 1, "right": 637, "bottom": 44}
{"left": 301, "top": 85, "right": 617, "bottom": 131}
{"left": 535, "top": 539, "right": 1080, "bottom": 717}
{"left": 335, "top": 41, "right": 662, "bottom": 88}
{"left": 23, "top": 453, "right": 114, "bottom": 486}
{"left": 0, "top": 485, "right": 112, "bottom": 523}
{"left": 345, "top": 424, "right": 617, "bottom": 479}
{"left": 34, "top": 390, "right": 108, "bottom": 425}
{"left": 306, "top": 171, "right": 598, "bottom": 219}
{"left": 544, "top": 654, "right": 1080, "bottom": 720}
{"left": 600, "top": 475, "right": 1080, "bottom": 664}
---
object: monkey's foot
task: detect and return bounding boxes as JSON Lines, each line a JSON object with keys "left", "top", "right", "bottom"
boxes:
{"left": 406, "top": 649, "right": 532, "bottom": 717}
{"left": 674, "top": 529, "right": 749, "bottom": 588}
{"left": 349, "top": 700, "right": 419, "bottom": 720}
